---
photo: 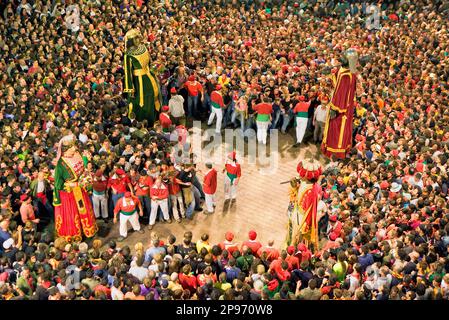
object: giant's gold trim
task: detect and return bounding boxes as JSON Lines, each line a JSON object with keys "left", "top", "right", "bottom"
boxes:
{"left": 338, "top": 115, "right": 347, "bottom": 148}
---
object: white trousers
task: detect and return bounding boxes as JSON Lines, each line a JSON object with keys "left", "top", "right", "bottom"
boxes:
{"left": 170, "top": 194, "right": 185, "bottom": 220}
{"left": 296, "top": 117, "right": 308, "bottom": 143}
{"left": 119, "top": 212, "right": 141, "bottom": 238}
{"left": 256, "top": 120, "right": 270, "bottom": 144}
{"left": 224, "top": 176, "right": 237, "bottom": 200}
{"left": 205, "top": 193, "right": 216, "bottom": 212}
{"left": 208, "top": 107, "right": 223, "bottom": 133}
{"left": 92, "top": 193, "right": 108, "bottom": 218}
{"left": 150, "top": 199, "right": 170, "bottom": 226}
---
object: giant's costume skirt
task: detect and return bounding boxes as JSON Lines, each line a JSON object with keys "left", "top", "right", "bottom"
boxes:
{"left": 54, "top": 190, "right": 98, "bottom": 242}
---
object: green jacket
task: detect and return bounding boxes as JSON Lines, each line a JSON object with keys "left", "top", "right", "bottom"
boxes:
{"left": 52, "top": 157, "right": 88, "bottom": 206}
{"left": 16, "top": 276, "right": 34, "bottom": 296}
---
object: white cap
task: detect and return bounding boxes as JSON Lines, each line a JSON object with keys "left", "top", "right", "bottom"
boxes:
{"left": 3, "top": 238, "right": 14, "bottom": 250}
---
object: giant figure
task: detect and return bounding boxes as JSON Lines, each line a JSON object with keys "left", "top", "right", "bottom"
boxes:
{"left": 123, "top": 29, "right": 162, "bottom": 125}
{"left": 321, "top": 49, "right": 358, "bottom": 159}
{"left": 286, "top": 153, "right": 322, "bottom": 253}
{"left": 53, "top": 134, "right": 98, "bottom": 242}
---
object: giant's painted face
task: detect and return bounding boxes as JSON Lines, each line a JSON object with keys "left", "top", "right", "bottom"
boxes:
{"left": 64, "top": 145, "right": 77, "bottom": 157}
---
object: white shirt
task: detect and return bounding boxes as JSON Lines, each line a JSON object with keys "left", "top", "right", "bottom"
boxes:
{"left": 37, "top": 180, "right": 45, "bottom": 193}
{"left": 128, "top": 266, "right": 149, "bottom": 282}
{"left": 169, "top": 95, "right": 185, "bottom": 118}
{"left": 314, "top": 105, "right": 328, "bottom": 123}
{"left": 79, "top": 133, "right": 88, "bottom": 144}
{"left": 111, "top": 286, "right": 124, "bottom": 300}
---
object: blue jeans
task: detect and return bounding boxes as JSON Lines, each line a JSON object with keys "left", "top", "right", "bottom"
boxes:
{"left": 185, "top": 194, "right": 196, "bottom": 219}
{"left": 188, "top": 95, "right": 199, "bottom": 118}
{"left": 138, "top": 195, "right": 151, "bottom": 218}
{"left": 193, "top": 186, "right": 202, "bottom": 210}
{"left": 269, "top": 110, "right": 281, "bottom": 130}
{"left": 232, "top": 111, "right": 246, "bottom": 132}
{"left": 193, "top": 176, "right": 205, "bottom": 199}
{"left": 244, "top": 115, "right": 257, "bottom": 137}
{"left": 111, "top": 193, "right": 124, "bottom": 210}
{"left": 202, "top": 92, "right": 211, "bottom": 111}
{"left": 223, "top": 101, "right": 234, "bottom": 128}
{"left": 281, "top": 114, "right": 292, "bottom": 133}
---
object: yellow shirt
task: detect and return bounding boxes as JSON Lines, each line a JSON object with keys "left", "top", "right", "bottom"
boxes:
{"left": 196, "top": 240, "right": 212, "bottom": 254}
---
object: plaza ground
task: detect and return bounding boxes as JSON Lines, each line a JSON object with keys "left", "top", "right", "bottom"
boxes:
{"left": 97, "top": 130, "right": 324, "bottom": 249}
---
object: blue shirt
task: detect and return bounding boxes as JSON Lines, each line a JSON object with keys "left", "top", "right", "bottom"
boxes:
{"left": 358, "top": 253, "right": 374, "bottom": 272}
{"left": 0, "top": 229, "right": 11, "bottom": 254}
{"left": 144, "top": 247, "right": 166, "bottom": 264}
{"left": 225, "top": 266, "right": 241, "bottom": 283}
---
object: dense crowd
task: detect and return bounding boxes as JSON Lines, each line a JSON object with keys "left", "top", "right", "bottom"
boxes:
{"left": 1, "top": 0, "right": 449, "bottom": 300}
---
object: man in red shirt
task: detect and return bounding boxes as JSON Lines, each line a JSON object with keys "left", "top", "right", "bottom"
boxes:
{"left": 203, "top": 162, "right": 217, "bottom": 214}
{"left": 293, "top": 95, "right": 311, "bottom": 146}
{"left": 108, "top": 168, "right": 132, "bottom": 209}
{"left": 286, "top": 245, "right": 300, "bottom": 271}
{"left": 184, "top": 74, "right": 203, "bottom": 118}
{"left": 241, "top": 230, "right": 262, "bottom": 257}
{"left": 218, "top": 231, "right": 239, "bottom": 255}
{"left": 207, "top": 84, "right": 225, "bottom": 133}
{"left": 257, "top": 239, "right": 280, "bottom": 262}
{"left": 134, "top": 171, "right": 153, "bottom": 222}
{"left": 92, "top": 169, "right": 109, "bottom": 219}
{"left": 149, "top": 175, "right": 171, "bottom": 229}
{"left": 168, "top": 165, "right": 185, "bottom": 223}
{"left": 159, "top": 106, "right": 172, "bottom": 133}
{"left": 326, "top": 215, "right": 343, "bottom": 241}
{"left": 223, "top": 151, "right": 241, "bottom": 201}
{"left": 269, "top": 251, "right": 293, "bottom": 276}
{"left": 178, "top": 264, "right": 197, "bottom": 295}
{"left": 253, "top": 96, "right": 273, "bottom": 145}
{"left": 113, "top": 191, "right": 144, "bottom": 241}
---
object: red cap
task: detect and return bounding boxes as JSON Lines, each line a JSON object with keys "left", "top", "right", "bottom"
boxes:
{"left": 170, "top": 87, "right": 177, "bottom": 93}
{"left": 297, "top": 243, "right": 307, "bottom": 252}
{"left": 216, "top": 84, "right": 222, "bottom": 90}
{"left": 248, "top": 230, "right": 257, "bottom": 240}
{"left": 380, "top": 181, "right": 389, "bottom": 190}
{"left": 225, "top": 231, "right": 234, "bottom": 241}
{"left": 188, "top": 75, "right": 195, "bottom": 81}
{"left": 416, "top": 162, "right": 424, "bottom": 172}
{"left": 20, "top": 194, "right": 29, "bottom": 202}
{"left": 228, "top": 151, "right": 236, "bottom": 161}
{"left": 162, "top": 105, "right": 169, "bottom": 112}
{"left": 329, "top": 215, "right": 337, "bottom": 222}
{"left": 299, "top": 95, "right": 305, "bottom": 101}
{"left": 116, "top": 169, "right": 125, "bottom": 175}
{"left": 391, "top": 150, "right": 399, "bottom": 157}
{"left": 124, "top": 191, "right": 132, "bottom": 198}
{"left": 287, "top": 245, "right": 295, "bottom": 255}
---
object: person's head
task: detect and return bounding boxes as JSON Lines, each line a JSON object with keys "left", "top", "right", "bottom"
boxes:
{"left": 201, "top": 233, "right": 209, "bottom": 242}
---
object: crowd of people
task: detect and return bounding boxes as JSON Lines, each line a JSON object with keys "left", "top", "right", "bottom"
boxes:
{"left": 1, "top": 0, "right": 449, "bottom": 300}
